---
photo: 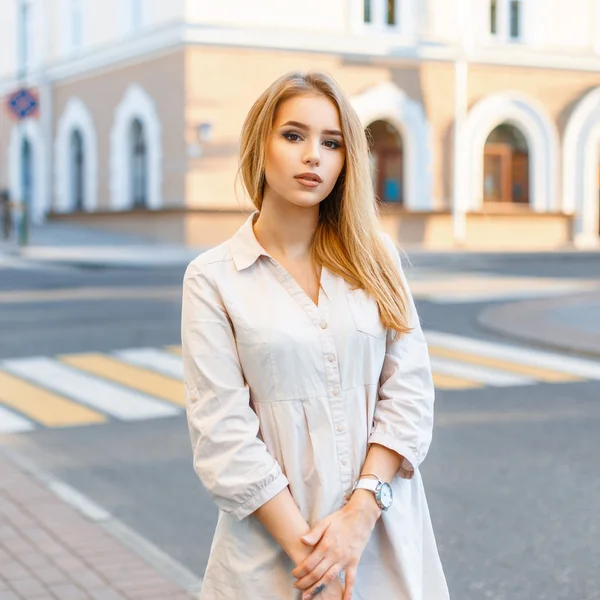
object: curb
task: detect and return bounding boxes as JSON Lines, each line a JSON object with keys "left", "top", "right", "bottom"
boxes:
{"left": 476, "top": 291, "right": 600, "bottom": 361}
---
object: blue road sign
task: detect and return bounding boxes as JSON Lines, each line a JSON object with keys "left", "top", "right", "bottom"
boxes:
{"left": 7, "top": 88, "right": 38, "bottom": 120}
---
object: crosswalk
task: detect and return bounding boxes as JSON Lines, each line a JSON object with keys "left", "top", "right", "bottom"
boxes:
{"left": 1, "top": 333, "right": 599, "bottom": 434}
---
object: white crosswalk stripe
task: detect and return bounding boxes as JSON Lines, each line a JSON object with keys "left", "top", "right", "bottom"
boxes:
{"left": 0, "top": 405, "right": 35, "bottom": 433}
{"left": 113, "top": 348, "right": 183, "bottom": 380}
{"left": 425, "top": 331, "right": 600, "bottom": 381}
{"left": 1, "top": 356, "right": 179, "bottom": 421}
{"left": 430, "top": 356, "right": 536, "bottom": 387}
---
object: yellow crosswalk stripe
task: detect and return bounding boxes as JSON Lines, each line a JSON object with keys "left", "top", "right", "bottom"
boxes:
{"left": 165, "top": 345, "right": 182, "bottom": 356}
{"left": 432, "top": 373, "right": 483, "bottom": 390}
{"left": 58, "top": 353, "right": 185, "bottom": 407}
{"left": 0, "top": 370, "right": 106, "bottom": 427}
{"left": 428, "top": 346, "right": 583, "bottom": 383}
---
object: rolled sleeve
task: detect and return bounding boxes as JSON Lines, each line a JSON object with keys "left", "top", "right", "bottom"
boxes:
{"left": 181, "top": 261, "right": 289, "bottom": 520}
{"left": 368, "top": 235, "right": 435, "bottom": 476}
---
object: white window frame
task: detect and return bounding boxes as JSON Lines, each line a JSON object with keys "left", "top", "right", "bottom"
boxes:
{"left": 488, "top": 0, "right": 526, "bottom": 43}
{"left": 358, "top": 0, "right": 413, "bottom": 37}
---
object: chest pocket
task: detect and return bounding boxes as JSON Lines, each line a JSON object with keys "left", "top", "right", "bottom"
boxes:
{"left": 346, "top": 288, "right": 387, "bottom": 339}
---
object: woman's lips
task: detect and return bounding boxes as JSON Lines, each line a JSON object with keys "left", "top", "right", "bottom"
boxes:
{"left": 294, "top": 177, "right": 321, "bottom": 188}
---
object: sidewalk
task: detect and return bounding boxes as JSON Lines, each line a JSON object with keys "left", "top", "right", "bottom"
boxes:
{"left": 477, "top": 290, "right": 600, "bottom": 359}
{"left": 0, "top": 222, "right": 205, "bottom": 269}
{"left": 0, "top": 455, "right": 199, "bottom": 600}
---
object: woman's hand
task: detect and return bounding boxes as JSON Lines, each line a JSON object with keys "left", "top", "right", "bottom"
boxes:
{"left": 306, "top": 577, "right": 345, "bottom": 600}
{"left": 291, "top": 490, "right": 381, "bottom": 600}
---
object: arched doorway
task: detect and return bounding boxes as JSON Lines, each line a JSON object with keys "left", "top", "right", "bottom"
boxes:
{"left": 130, "top": 118, "right": 147, "bottom": 208}
{"left": 70, "top": 129, "right": 85, "bottom": 211}
{"left": 483, "top": 123, "right": 529, "bottom": 205}
{"left": 366, "top": 120, "right": 404, "bottom": 204}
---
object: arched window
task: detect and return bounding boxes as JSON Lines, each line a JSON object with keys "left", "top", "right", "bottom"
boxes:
{"left": 131, "top": 119, "right": 147, "bottom": 209}
{"left": 70, "top": 129, "right": 85, "bottom": 211}
{"left": 366, "top": 120, "right": 404, "bottom": 204}
{"left": 483, "top": 123, "right": 529, "bottom": 204}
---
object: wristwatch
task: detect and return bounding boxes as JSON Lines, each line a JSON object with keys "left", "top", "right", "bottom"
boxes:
{"left": 352, "top": 476, "right": 393, "bottom": 511}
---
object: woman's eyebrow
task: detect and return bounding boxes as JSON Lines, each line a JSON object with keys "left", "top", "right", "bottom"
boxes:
{"left": 280, "top": 120, "right": 343, "bottom": 137}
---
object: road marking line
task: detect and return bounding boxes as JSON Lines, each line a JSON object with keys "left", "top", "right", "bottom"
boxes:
{"left": 430, "top": 356, "right": 536, "bottom": 387}
{"left": 428, "top": 345, "right": 582, "bottom": 383}
{"left": 0, "top": 405, "right": 35, "bottom": 434}
{"left": 0, "top": 370, "right": 107, "bottom": 427}
{"left": 425, "top": 330, "right": 600, "bottom": 380}
{"left": 0, "top": 286, "right": 180, "bottom": 305}
{"left": 59, "top": 353, "right": 185, "bottom": 407}
{"left": 1, "top": 357, "right": 179, "bottom": 420}
{"left": 114, "top": 348, "right": 183, "bottom": 380}
{"left": 432, "top": 372, "right": 483, "bottom": 390}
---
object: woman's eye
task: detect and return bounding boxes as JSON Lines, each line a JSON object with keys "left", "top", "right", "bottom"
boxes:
{"left": 324, "top": 140, "right": 341, "bottom": 149}
{"left": 283, "top": 132, "right": 301, "bottom": 142}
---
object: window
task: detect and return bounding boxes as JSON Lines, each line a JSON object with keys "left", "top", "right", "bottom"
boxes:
{"left": 71, "top": 0, "right": 83, "bottom": 49}
{"left": 489, "top": 0, "right": 523, "bottom": 42}
{"left": 509, "top": 0, "right": 521, "bottom": 39}
{"left": 132, "top": 0, "right": 143, "bottom": 29}
{"left": 362, "top": 0, "right": 405, "bottom": 32}
{"left": 364, "top": 0, "right": 372, "bottom": 23}
{"left": 19, "top": 0, "right": 33, "bottom": 71}
{"left": 490, "top": 0, "right": 498, "bottom": 34}
{"left": 387, "top": 0, "right": 397, "bottom": 26}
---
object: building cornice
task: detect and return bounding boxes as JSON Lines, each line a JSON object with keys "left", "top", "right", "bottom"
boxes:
{"left": 2, "top": 22, "right": 600, "bottom": 95}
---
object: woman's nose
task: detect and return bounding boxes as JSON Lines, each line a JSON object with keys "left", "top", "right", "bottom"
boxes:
{"left": 303, "top": 143, "right": 321, "bottom": 166}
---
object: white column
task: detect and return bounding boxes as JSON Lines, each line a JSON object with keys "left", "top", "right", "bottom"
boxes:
{"left": 452, "top": 0, "right": 472, "bottom": 244}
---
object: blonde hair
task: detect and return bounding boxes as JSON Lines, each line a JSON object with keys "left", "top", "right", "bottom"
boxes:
{"left": 236, "top": 70, "right": 411, "bottom": 337}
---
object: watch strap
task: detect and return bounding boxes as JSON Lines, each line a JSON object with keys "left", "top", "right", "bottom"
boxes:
{"left": 353, "top": 478, "right": 380, "bottom": 493}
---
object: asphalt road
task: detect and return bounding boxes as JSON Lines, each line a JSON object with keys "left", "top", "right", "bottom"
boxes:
{"left": 1, "top": 254, "right": 599, "bottom": 600}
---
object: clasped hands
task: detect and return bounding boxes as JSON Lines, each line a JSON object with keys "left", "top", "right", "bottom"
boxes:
{"left": 291, "top": 490, "right": 381, "bottom": 600}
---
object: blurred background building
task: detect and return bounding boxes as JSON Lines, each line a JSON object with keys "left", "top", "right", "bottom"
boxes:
{"left": 1, "top": 0, "right": 600, "bottom": 249}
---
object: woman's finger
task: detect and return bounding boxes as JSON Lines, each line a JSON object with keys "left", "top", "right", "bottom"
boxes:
{"left": 301, "top": 518, "right": 331, "bottom": 547}
{"left": 300, "top": 564, "right": 342, "bottom": 600}
{"left": 294, "top": 555, "right": 331, "bottom": 591}
{"left": 292, "top": 546, "right": 326, "bottom": 580}
{"left": 342, "top": 567, "right": 356, "bottom": 600}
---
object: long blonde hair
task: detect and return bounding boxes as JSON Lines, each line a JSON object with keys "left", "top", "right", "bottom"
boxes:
{"left": 236, "top": 70, "right": 411, "bottom": 337}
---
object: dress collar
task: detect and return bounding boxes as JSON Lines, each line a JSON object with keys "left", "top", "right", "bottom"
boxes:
{"left": 229, "top": 210, "right": 271, "bottom": 271}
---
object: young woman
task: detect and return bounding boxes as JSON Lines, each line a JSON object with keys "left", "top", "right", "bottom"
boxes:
{"left": 181, "top": 71, "right": 449, "bottom": 600}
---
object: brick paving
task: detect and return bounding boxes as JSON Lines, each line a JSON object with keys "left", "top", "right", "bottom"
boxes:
{"left": 0, "top": 457, "right": 196, "bottom": 600}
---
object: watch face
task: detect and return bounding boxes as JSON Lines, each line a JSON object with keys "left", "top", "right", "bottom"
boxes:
{"left": 379, "top": 483, "right": 393, "bottom": 509}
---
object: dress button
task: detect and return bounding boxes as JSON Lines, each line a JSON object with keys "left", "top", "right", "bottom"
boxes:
{"left": 341, "top": 458, "right": 348, "bottom": 466}
{"left": 336, "top": 424, "right": 344, "bottom": 433}
{"left": 332, "top": 388, "right": 340, "bottom": 396}
{"left": 320, "top": 321, "right": 328, "bottom": 329}
{"left": 328, "top": 354, "right": 335, "bottom": 362}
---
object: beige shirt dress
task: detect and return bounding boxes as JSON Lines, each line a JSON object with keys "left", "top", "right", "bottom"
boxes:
{"left": 181, "top": 211, "right": 449, "bottom": 600}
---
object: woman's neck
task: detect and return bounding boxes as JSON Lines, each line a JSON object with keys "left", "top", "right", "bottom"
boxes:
{"left": 252, "top": 200, "right": 319, "bottom": 261}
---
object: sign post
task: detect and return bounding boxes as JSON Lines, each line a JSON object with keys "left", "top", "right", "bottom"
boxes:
{"left": 6, "top": 88, "right": 38, "bottom": 247}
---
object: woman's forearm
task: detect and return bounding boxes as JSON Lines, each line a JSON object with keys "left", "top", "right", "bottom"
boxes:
{"left": 252, "top": 487, "right": 312, "bottom": 566}
{"left": 361, "top": 442, "right": 405, "bottom": 483}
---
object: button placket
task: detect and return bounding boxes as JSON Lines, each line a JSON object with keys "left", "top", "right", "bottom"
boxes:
{"left": 315, "top": 306, "right": 352, "bottom": 493}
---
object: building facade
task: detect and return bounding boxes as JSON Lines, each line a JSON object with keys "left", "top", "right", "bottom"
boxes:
{"left": 1, "top": 0, "right": 600, "bottom": 248}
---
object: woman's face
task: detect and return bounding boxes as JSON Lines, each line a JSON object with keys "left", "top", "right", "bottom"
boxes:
{"left": 263, "top": 94, "right": 346, "bottom": 210}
